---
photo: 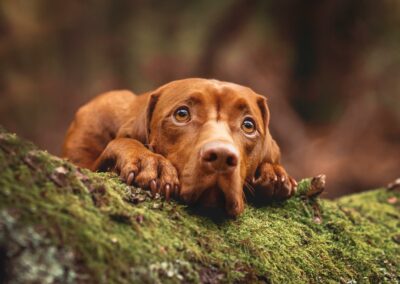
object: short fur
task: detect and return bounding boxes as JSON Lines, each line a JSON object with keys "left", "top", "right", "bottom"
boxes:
{"left": 63, "top": 78, "right": 296, "bottom": 216}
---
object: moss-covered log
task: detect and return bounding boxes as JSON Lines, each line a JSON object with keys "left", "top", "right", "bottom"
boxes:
{"left": 0, "top": 128, "right": 399, "bottom": 284}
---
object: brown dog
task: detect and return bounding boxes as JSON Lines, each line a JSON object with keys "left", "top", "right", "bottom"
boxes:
{"left": 63, "top": 78, "right": 296, "bottom": 216}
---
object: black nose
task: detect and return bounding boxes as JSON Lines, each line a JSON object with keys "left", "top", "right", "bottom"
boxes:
{"left": 200, "top": 141, "right": 239, "bottom": 172}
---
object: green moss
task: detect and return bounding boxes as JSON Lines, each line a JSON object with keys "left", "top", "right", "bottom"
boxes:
{"left": 0, "top": 129, "right": 399, "bottom": 283}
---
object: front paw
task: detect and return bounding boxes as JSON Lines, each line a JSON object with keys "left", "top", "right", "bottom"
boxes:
{"left": 118, "top": 153, "right": 180, "bottom": 200}
{"left": 252, "top": 163, "right": 297, "bottom": 200}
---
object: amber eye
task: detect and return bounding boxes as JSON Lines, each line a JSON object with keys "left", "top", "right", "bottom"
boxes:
{"left": 241, "top": 118, "right": 256, "bottom": 134}
{"left": 173, "top": 107, "right": 191, "bottom": 123}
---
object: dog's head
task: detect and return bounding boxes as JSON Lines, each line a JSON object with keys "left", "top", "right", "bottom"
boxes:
{"left": 145, "top": 78, "right": 271, "bottom": 216}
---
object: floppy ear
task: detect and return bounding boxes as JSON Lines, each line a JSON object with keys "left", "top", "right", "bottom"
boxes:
{"left": 117, "top": 91, "right": 160, "bottom": 148}
{"left": 257, "top": 96, "right": 281, "bottom": 164}
{"left": 144, "top": 92, "right": 160, "bottom": 148}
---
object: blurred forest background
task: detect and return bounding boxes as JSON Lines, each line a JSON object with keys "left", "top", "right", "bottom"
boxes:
{"left": 0, "top": 0, "right": 399, "bottom": 197}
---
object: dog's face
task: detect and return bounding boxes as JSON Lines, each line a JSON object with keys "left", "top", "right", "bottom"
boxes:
{"left": 147, "top": 79, "right": 269, "bottom": 216}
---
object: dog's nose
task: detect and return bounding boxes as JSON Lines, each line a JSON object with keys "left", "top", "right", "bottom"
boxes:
{"left": 200, "top": 141, "right": 238, "bottom": 172}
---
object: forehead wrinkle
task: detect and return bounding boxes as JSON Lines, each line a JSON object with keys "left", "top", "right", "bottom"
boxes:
{"left": 209, "top": 88, "right": 254, "bottom": 121}
{"left": 199, "top": 86, "right": 223, "bottom": 121}
{"left": 181, "top": 93, "right": 204, "bottom": 106}
{"left": 216, "top": 94, "right": 222, "bottom": 121}
{"left": 162, "top": 91, "right": 205, "bottom": 111}
{"left": 233, "top": 98, "right": 250, "bottom": 114}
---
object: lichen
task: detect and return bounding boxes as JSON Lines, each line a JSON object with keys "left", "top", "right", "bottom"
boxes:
{"left": 0, "top": 211, "right": 77, "bottom": 284}
{"left": 0, "top": 128, "right": 399, "bottom": 283}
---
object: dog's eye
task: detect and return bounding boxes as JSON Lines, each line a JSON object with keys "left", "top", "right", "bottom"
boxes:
{"left": 173, "top": 107, "right": 191, "bottom": 123}
{"left": 241, "top": 118, "right": 256, "bottom": 134}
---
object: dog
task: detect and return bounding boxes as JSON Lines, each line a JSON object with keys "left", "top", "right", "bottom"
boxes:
{"left": 63, "top": 78, "right": 297, "bottom": 217}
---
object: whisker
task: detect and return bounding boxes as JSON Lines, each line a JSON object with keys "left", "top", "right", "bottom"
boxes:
{"left": 244, "top": 181, "right": 255, "bottom": 196}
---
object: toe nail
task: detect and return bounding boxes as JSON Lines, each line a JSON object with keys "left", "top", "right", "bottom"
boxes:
{"left": 150, "top": 180, "right": 157, "bottom": 196}
{"left": 174, "top": 185, "right": 180, "bottom": 195}
{"left": 127, "top": 172, "right": 135, "bottom": 185}
{"left": 165, "top": 184, "right": 171, "bottom": 201}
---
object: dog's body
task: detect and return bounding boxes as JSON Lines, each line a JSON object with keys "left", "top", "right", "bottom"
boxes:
{"left": 63, "top": 78, "right": 296, "bottom": 216}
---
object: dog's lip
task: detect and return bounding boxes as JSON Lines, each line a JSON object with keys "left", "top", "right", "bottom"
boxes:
{"left": 178, "top": 161, "right": 242, "bottom": 206}
{"left": 196, "top": 185, "right": 226, "bottom": 207}
{"left": 179, "top": 178, "right": 219, "bottom": 204}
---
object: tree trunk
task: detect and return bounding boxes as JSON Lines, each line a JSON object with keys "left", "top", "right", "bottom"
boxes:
{"left": 0, "top": 127, "right": 398, "bottom": 284}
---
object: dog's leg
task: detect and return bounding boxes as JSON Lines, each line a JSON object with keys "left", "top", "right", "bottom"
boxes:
{"left": 93, "top": 138, "right": 180, "bottom": 199}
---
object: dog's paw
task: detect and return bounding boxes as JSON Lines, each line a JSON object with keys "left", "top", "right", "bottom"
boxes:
{"left": 118, "top": 152, "right": 180, "bottom": 200}
{"left": 252, "top": 163, "right": 297, "bottom": 200}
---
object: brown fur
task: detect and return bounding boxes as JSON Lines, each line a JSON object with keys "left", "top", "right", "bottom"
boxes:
{"left": 63, "top": 78, "right": 296, "bottom": 217}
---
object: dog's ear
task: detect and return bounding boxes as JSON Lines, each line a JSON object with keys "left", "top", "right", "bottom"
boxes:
{"left": 144, "top": 91, "right": 160, "bottom": 147}
{"left": 117, "top": 91, "right": 160, "bottom": 148}
{"left": 256, "top": 96, "right": 281, "bottom": 164}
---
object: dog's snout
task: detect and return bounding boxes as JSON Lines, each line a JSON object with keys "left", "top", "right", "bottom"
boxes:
{"left": 200, "top": 142, "right": 238, "bottom": 172}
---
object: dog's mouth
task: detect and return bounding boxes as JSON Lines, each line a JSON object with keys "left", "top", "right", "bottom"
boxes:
{"left": 179, "top": 178, "right": 223, "bottom": 206}
{"left": 183, "top": 182, "right": 244, "bottom": 219}
{"left": 178, "top": 159, "right": 245, "bottom": 217}
{"left": 196, "top": 185, "right": 226, "bottom": 208}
